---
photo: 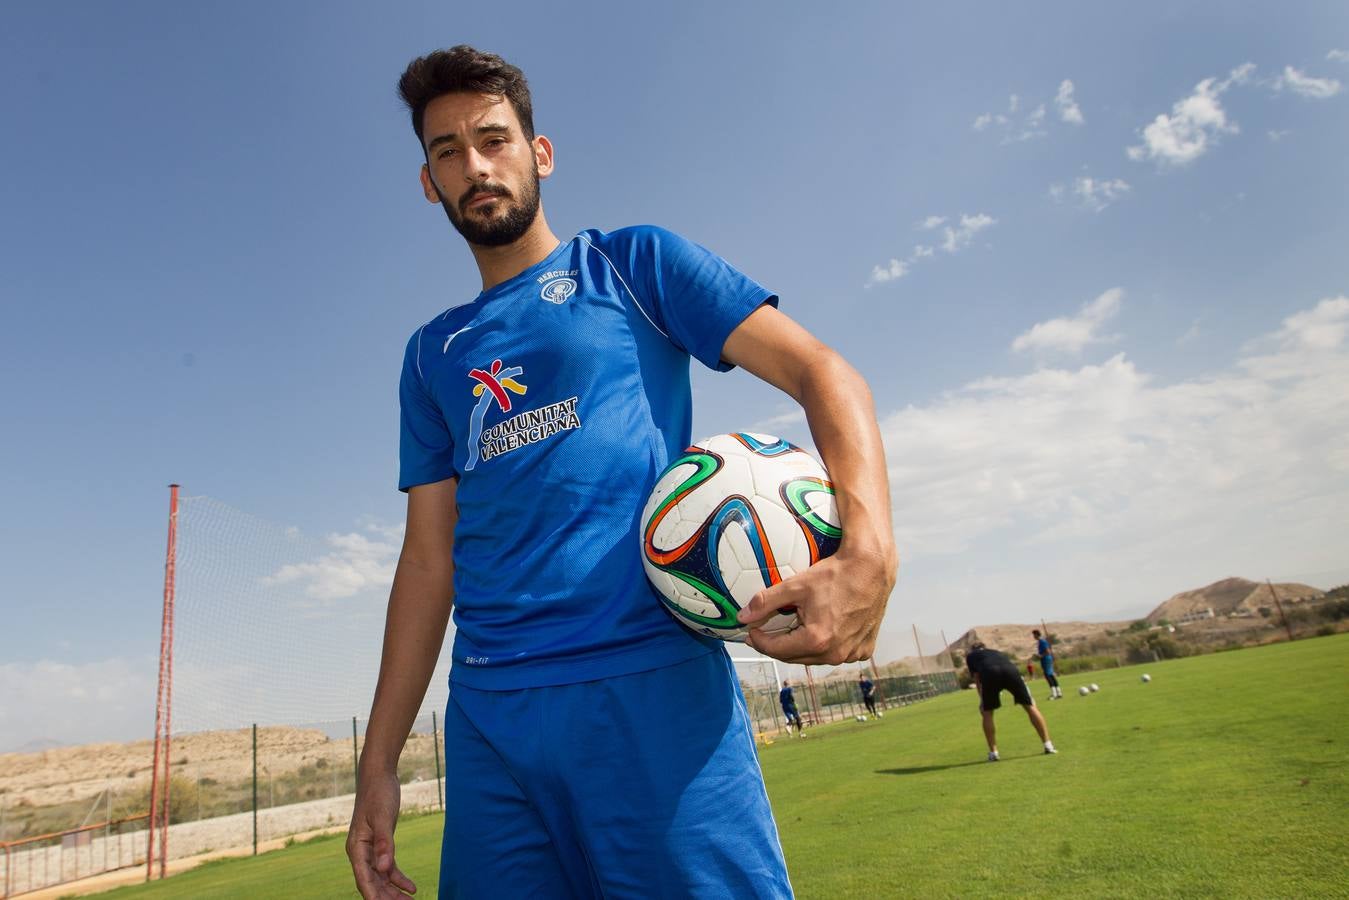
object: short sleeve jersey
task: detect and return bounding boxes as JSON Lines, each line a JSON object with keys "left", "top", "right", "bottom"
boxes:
{"left": 1037, "top": 637, "right": 1051, "bottom": 657}
{"left": 966, "top": 648, "right": 1019, "bottom": 679}
{"left": 859, "top": 679, "right": 874, "bottom": 698}
{"left": 779, "top": 686, "right": 796, "bottom": 708}
{"left": 399, "top": 226, "right": 777, "bottom": 690}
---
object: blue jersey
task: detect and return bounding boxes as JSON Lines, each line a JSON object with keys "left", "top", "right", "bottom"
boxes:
{"left": 779, "top": 686, "right": 796, "bottom": 709}
{"left": 399, "top": 226, "right": 776, "bottom": 689}
{"left": 1037, "top": 638, "right": 1052, "bottom": 658}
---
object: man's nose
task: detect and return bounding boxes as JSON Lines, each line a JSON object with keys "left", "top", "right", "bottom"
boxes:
{"left": 461, "top": 146, "right": 490, "bottom": 183}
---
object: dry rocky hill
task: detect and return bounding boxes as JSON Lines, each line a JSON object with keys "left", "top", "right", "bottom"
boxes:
{"left": 1145, "top": 576, "right": 1324, "bottom": 622}
{"left": 946, "top": 576, "right": 1328, "bottom": 657}
{"left": 0, "top": 726, "right": 403, "bottom": 811}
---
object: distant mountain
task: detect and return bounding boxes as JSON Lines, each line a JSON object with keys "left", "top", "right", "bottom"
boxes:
{"left": 946, "top": 620, "right": 1127, "bottom": 657}
{"left": 946, "top": 576, "right": 1329, "bottom": 657}
{"left": 1146, "top": 577, "right": 1325, "bottom": 622}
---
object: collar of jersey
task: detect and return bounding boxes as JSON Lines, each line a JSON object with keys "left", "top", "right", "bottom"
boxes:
{"left": 474, "top": 236, "right": 576, "bottom": 304}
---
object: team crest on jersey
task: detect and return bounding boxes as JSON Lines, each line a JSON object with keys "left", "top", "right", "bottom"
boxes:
{"left": 540, "top": 277, "right": 577, "bottom": 304}
{"left": 464, "top": 359, "right": 582, "bottom": 471}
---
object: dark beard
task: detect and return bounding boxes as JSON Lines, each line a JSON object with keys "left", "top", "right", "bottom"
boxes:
{"left": 436, "top": 165, "right": 541, "bottom": 247}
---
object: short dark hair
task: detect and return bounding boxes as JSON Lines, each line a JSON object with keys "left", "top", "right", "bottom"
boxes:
{"left": 969, "top": 641, "right": 986, "bottom": 652}
{"left": 1032, "top": 629, "right": 1041, "bottom": 637}
{"left": 397, "top": 45, "right": 535, "bottom": 147}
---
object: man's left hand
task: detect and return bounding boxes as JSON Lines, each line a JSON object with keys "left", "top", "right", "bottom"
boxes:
{"left": 737, "top": 545, "right": 895, "bottom": 665}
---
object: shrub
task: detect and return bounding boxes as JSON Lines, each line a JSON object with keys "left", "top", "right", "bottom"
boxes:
{"left": 1056, "top": 655, "right": 1121, "bottom": 675}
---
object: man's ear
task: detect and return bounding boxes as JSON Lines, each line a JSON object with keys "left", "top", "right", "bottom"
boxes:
{"left": 534, "top": 135, "right": 555, "bottom": 180}
{"left": 419, "top": 164, "right": 440, "bottom": 204}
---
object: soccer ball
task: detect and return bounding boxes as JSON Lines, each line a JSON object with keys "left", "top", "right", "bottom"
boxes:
{"left": 1089, "top": 683, "right": 1100, "bottom": 693}
{"left": 1141, "top": 674, "right": 1152, "bottom": 683}
{"left": 1078, "top": 686, "right": 1090, "bottom": 696}
{"left": 855, "top": 715, "right": 868, "bottom": 722}
{"left": 639, "top": 432, "right": 842, "bottom": 641}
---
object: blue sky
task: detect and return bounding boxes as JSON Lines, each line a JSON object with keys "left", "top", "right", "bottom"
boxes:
{"left": 2, "top": 1, "right": 1347, "bottom": 748}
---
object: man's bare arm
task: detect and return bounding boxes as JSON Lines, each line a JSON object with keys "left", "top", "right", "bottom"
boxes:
{"left": 722, "top": 304, "right": 898, "bottom": 665}
{"left": 347, "top": 478, "right": 458, "bottom": 899}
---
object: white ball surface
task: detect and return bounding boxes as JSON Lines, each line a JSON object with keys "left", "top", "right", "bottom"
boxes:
{"left": 1078, "top": 686, "right": 1090, "bottom": 696}
{"left": 640, "top": 433, "right": 841, "bottom": 641}
{"left": 1089, "top": 683, "right": 1100, "bottom": 692}
{"left": 1141, "top": 674, "right": 1152, "bottom": 683}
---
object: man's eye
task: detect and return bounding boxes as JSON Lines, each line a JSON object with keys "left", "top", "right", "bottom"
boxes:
{"left": 437, "top": 148, "right": 457, "bottom": 159}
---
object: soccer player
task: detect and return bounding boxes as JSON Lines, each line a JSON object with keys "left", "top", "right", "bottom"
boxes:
{"left": 1033, "top": 629, "right": 1063, "bottom": 699}
{"left": 779, "top": 679, "right": 805, "bottom": 735}
{"left": 346, "top": 46, "right": 897, "bottom": 899}
{"left": 858, "top": 673, "right": 880, "bottom": 717}
{"left": 965, "top": 641, "right": 1056, "bottom": 761}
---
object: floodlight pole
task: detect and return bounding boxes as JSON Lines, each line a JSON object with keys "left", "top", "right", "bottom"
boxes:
{"left": 1266, "top": 580, "right": 1295, "bottom": 642}
{"left": 147, "top": 484, "right": 179, "bottom": 882}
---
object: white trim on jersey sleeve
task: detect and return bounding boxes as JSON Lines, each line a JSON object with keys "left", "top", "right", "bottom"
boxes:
{"left": 576, "top": 232, "right": 671, "bottom": 341}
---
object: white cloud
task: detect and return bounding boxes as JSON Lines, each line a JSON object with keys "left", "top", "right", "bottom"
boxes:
{"left": 1267, "top": 129, "right": 1291, "bottom": 142}
{"left": 867, "top": 258, "right": 909, "bottom": 286}
{"left": 972, "top": 113, "right": 995, "bottom": 131}
{"left": 1272, "top": 296, "right": 1349, "bottom": 349}
{"left": 1128, "top": 63, "right": 1255, "bottom": 166}
{"left": 1056, "top": 80, "right": 1085, "bottom": 124}
{"left": 867, "top": 214, "right": 996, "bottom": 287}
{"left": 264, "top": 527, "right": 401, "bottom": 602}
{"left": 1329, "top": 49, "right": 1349, "bottom": 63}
{"left": 941, "top": 213, "right": 997, "bottom": 253}
{"left": 0, "top": 657, "right": 157, "bottom": 748}
{"left": 1012, "top": 288, "right": 1123, "bottom": 356}
{"left": 1050, "top": 176, "right": 1132, "bottom": 212}
{"left": 881, "top": 295, "right": 1349, "bottom": 574}
{"left": 1178, "top": 319, "right": 1202, "bottom": 346}
{"left": 1272, "top": 65, "right": 1343, "bottom": 99}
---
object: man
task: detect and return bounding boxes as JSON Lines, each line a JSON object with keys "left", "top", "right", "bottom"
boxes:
{"left": 779, "top": 679, "right": 805, "bottom": 735}
{"left": 346, "top": 46, "right": 896, "bottom": 899}
{"left": 965, "top": 641, "right": 1056, "bottom": 761}
{"left": 857, "top": 673, "right": 880, "bottom": 717}
{"left": 1033, "top": 629, "right": 1063, "bottom": 699}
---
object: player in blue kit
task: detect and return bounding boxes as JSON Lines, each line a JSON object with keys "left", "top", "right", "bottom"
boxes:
{"left": 1034, "top": 629, "right": 1063, "bottom": 700}
{"left": 346, "top": 46, "right": 897, "bottom": 899}
{"left": 779, "top": 679, "right": 805, "bottom": 735}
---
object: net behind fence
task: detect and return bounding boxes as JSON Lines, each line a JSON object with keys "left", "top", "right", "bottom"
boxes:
{"left": 172, "top": 495, "right": 448, "bottom": 735}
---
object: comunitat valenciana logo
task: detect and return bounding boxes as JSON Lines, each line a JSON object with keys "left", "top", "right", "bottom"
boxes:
{"left": 537, "top": 269, "right": 579, "bottom": 304}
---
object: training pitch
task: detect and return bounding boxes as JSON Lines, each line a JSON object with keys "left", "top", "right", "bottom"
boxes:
{"left": 98, "top": 633, "right": 1348, "bottom": 898}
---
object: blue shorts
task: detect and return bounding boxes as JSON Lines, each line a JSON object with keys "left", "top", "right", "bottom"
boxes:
{"left": 440, "top": 649, "right": 793, "bottom": 899}
{"left": 1041, "top": 655, "right": 1056, "bottom": 678}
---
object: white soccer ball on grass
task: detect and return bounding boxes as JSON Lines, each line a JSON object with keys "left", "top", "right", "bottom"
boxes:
{"left": 1141, "top": 674, "right": 1152, "bottom": 683}
{"left": 1089, "top": 683, "right": 1100, "bottom": 692}
{"left": 1078, "top": 686, "right": 1090, "bottom": 696}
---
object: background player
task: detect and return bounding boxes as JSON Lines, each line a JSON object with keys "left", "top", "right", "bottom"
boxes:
{"left": 1033, "top": 629, "right": 1063, "bottom": 699}
{"left": 780, "top": 679, "right": 806, "bottom": 735}
{"left": 965, "top": 641, "right": 1056, "bottom": 761}
{"left": 858, "top": 673, "right": 880, "bottom": 717}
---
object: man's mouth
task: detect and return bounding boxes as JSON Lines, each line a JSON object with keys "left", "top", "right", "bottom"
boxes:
{"left": 464, "top": 191, "right": 507, "bottom": 211}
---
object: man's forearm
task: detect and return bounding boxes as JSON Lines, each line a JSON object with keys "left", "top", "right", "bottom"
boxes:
{"left": 359, "top": 555, "right": 454, "bottom": 775}
{"left": 797, "top": 353, "right": 896, "bottom": 567}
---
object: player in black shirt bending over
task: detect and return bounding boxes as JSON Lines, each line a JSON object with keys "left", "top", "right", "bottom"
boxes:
{"left": 965, "top": 642, "right": 1057, "bottom": 761}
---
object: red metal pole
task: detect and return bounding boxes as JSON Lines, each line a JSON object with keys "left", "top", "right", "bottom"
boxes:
{"left": 160, "top": 485, "right": 178, "bottom": 878}
{"left": 146, "top": 485, "right": 179, "bottom": 882}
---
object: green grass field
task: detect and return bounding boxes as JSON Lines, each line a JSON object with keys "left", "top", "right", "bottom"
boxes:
{"left": 95, "top": 634, "right": 1349, "bottom": 899}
